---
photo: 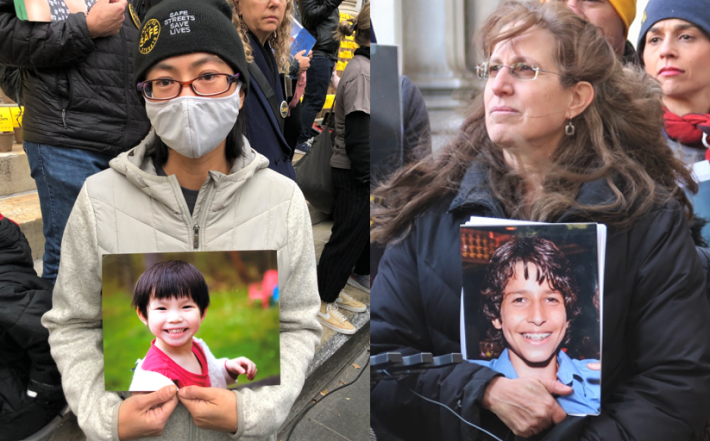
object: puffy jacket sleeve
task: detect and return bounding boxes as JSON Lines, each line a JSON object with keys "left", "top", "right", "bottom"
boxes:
{"left": 370, "top": 221, "right": 502, "bottom": 441}
{"left": 0, "top": 281, "right": 60, "bottom": 384}
{"left": 0, "top": 217, "right": 60, "bottom": 387}
{"left": 230, "top": 184, "right": 322, "bottom": 440}
{"left": 299, "top": 0, "right": 343, "bottom": 29}
{"left": 42, "top": 184, "right": 121, "bottom": 441}
{"left": 579, "top": 205, "right": 710, "bottom": 440}
{"left": 0, "top": 0, "right": 95, "bottom": 69}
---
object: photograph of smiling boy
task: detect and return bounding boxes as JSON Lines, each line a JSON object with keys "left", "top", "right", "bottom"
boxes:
{"left": 129, "top": 260, "right": 258, "bottom": 391}
{"left": 101, "top": 251, "right": 279, "bottom": 392}
{"left": 461, "top": 225, "right": 601, "bottom": 416}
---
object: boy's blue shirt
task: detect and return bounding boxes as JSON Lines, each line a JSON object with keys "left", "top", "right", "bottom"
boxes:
{"left": 470, "top": 348, "right": 600, "bottom": 415}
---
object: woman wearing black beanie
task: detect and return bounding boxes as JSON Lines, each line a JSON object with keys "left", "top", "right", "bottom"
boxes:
{"left": 42, "top": 0, "right": 322, "bottom": 440}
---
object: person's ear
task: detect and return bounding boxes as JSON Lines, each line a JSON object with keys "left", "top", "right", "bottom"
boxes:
{"left": 567, "top": 81, "right": 594, "bottom": 119}
{"left": 200, "top": 307, "right": 208, "bottom": 320}
{"left": 239, "top": 88, "right": 245, "bottom": 110}
{"left": 137, "top": 308, "right": 148, "bottom": 326}
{"left": 492, "top": 318, "right": 502, "bottom": 330}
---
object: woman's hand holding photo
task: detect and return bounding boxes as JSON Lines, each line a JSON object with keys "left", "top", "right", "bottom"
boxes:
{"left": 117, "top": 385, "right": 179, "bottom": 441}
{"left": 482, "top": 376, "right": 571, "bottom": 438}
{"left": 178, "top": 386, "right": 238, "bottom": 433}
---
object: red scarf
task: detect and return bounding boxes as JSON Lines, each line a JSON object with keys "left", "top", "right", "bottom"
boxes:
{"left": 663, "top": 108, "right": 710, "bottom": 160}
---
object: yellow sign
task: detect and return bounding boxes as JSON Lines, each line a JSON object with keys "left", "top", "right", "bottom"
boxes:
{"left": 139, "top": 19, "right": 161, "bottom": 55}
{"left": 9, "top": 107, "right": 22, "bottom": 128}
{"left": 0, "top": 108, "right": 13, "bottom": 132}
{"left": 322, "top": 94, "right": 335, "bottom": 110}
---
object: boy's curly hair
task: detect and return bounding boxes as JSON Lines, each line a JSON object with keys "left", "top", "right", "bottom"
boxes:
{"left": 479, "top": 236, "right": 581, "bottom": 357}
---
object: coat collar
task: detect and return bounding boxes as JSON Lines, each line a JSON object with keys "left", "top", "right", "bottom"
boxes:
{"left": 108, "top": 130, "right": 270, "bottom": 213}
{"left": 448, "top": 160, "right": 620, "bottom": 222}
{"left": 448, "top": 161, "right": 505, "bottom": 217}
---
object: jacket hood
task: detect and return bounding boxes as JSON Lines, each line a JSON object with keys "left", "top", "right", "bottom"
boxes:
{"left": 109, "top": 130, "right": 270, "bottom": 213}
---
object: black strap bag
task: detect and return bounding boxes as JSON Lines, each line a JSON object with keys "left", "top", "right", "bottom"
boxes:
{"left": 294, "top": 107, "right": 336, "bottom": 214}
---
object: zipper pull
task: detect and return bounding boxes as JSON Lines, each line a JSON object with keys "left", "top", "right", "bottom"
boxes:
{"left": 62, "top": 109, "right": 67, "bottom": 128}
{"left": 193, "top": 224, "right": 200, "bottom": 249}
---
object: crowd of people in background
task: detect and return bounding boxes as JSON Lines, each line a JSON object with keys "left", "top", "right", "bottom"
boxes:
{"left": 0, "top": 0, "right": 370, "bottom": 439}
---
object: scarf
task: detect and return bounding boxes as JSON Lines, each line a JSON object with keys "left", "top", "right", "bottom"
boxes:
{"left": 663, "top": 108, "right": 710, "bottom": 160}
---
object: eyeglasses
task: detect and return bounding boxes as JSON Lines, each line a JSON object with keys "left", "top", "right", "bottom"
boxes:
{"left": 475, "top": 62, "right": 562, "bottom": 81}
{"left": 137, "top": 73, "right": 240, "bottom": 100}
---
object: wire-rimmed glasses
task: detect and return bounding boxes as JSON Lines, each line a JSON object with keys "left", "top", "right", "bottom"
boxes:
{"left": 475, "top": 62, "right": 562, "bottom": 81}
{"left": 136, "top": 73, "right": 240, "bottom": 100}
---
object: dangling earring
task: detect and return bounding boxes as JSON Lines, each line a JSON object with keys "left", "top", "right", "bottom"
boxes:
{"left": 565, "top": 119, "right": 575, "bottom": 136}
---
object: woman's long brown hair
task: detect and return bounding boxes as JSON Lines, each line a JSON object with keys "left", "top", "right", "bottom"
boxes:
{"left": 371, "top": 1, "right": 696, "bottom": 245}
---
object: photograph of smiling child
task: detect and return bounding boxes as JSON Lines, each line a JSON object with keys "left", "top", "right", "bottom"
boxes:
{"left": 129, "top": 260, "right": 257, "bottom": 391}
{"left": 469, "top": 235, "right": 600, "bottom": 416}
{"left": 102, "top": 251, "right": 280, "bottom": 392}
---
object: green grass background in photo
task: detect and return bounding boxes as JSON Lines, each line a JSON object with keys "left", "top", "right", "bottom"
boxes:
{"left": 102, "top": 251, "right": 279, "bottom": 391}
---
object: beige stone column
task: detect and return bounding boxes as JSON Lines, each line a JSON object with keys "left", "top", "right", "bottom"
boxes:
{"left": 402, "top": 0, "right": 500, "bottom": 149}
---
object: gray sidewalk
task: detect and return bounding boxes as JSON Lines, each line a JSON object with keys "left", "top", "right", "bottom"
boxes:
{"left": 283, "top": 347, "right": 370, "bottom": 441}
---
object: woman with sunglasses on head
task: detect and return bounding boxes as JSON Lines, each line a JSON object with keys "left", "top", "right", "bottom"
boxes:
{"left": 42, "top": 1, "right": 321, "bottom": 440}
{"left": 227, "top": 0, "right": 307, "bottom": 180}
{"left": 370, "top": 2, "right": 710, "bottom": 441}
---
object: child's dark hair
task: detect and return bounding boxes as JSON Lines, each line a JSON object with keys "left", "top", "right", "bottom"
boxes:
{"left": 132, "top": 260, "right": 210, "bottom": 318}
{"left": 480, "top": 236, "right": 581, "bottom": 356}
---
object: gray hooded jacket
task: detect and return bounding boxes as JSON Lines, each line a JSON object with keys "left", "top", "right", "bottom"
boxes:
{"left": 42, "top": 132, "right": 322, "bottom": 441}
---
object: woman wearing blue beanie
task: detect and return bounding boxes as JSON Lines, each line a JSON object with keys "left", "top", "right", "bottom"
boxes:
{"left": 638, "top": 0, "right": 710, "bottom": 165}
{"left": 638, "top": 0, "right": 710, "bottom": 245}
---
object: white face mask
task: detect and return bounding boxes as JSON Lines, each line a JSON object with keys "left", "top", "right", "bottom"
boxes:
{"left": 145, "top": 84, "right": 242, "bottom": 159}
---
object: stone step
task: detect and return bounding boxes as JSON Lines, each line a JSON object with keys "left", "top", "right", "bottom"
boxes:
{"left": 0, "top": 191, "right": 44, "bottom": 261}
{"left": 0, "top": 142, "right": 36, "bottom": 197}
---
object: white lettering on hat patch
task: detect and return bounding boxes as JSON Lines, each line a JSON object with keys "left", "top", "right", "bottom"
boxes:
{"left": 165, "top": 10, "right": 196, "bottom": 35}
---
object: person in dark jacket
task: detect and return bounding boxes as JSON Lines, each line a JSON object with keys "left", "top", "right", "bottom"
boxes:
{"left": 316, "top": 3, "right": 369, "bottom": 335}
{"left": 370, "top": 2, "right": 710, "bottom": 440}
{"left": 295, "top": 0, "right": 344, "bottom": 153}
{"left": 0, "top": 214, "right": 65, "bottom": 440}
{"left": 228, "top": 0, "right": 298, "bottom": 180}
{"left": 0, "top": 0, "right": 151, "bottom": 284}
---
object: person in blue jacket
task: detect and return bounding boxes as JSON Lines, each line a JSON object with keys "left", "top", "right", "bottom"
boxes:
{"left": 470, "top": 237, "right": 600, "bottom": 416}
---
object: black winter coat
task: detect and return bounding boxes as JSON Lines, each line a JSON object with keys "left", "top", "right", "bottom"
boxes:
{"left": 0, "top": 216, "right": 65, "bottom": 440}
{"left": 245, "top": 32, "right": 295, "bottom": 180}
{"left": 371, "top": 162, "right": 710, "bottom": 441}
{"left": 299, "top": 0, "right": 343, "bottom": 61}
{"left": 0, "top": 0, "right": 150, "bottom": 156}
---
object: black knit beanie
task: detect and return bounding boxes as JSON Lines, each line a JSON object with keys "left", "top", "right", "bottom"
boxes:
{"left": 133, "top": 0, "right": 249, "bottom": 95}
